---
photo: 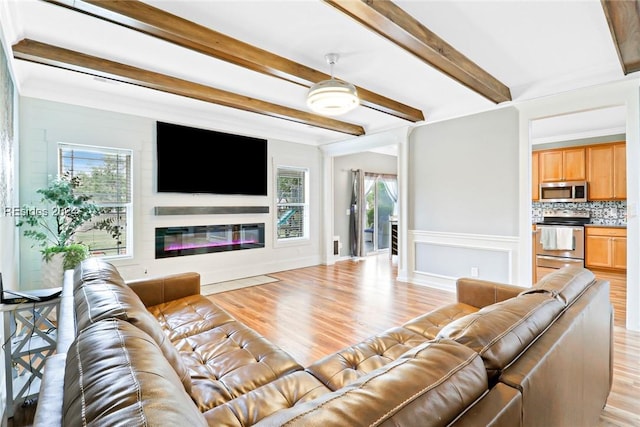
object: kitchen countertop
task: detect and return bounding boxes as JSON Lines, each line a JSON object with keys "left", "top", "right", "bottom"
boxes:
{"left": 532, "top": 223, "right": 627, "bottom": 229}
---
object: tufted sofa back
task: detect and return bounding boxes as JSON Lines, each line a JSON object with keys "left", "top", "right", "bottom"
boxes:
{"left": 63, "top": 319, "right": 208, "bottom": 426}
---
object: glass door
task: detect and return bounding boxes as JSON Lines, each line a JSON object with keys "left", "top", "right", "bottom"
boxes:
{"left": 363, "top": 174, "right": 397, "bottom": 255}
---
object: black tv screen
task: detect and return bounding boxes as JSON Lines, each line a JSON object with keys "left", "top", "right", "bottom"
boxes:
{"left": 156, "top": 122, "right": 268, "bottom": 196}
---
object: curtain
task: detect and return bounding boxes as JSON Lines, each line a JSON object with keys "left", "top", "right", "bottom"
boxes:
{"left": 363, "top": 177, "right": 375, "bottom": 209}
{"left": 349, "top": 169, "right": 365, "bottom": 257}
{"left": 381, "top": 176, "right": 398, "bottom": 215}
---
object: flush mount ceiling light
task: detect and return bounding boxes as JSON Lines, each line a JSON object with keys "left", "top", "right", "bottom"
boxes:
{"left": 307, "top": 53, "right": 360, "bottom": 116}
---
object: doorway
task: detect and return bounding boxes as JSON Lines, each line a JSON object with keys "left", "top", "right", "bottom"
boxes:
{"left": 363, "top": 173, "right": 397, "bottom": 255}
{"left": 529, "top": 105, "right": 628, "bottom": 327}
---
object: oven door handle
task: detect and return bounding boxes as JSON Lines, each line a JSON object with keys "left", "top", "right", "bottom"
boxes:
{"left": 537, "top": 226, "right": 584, "bottom": 232}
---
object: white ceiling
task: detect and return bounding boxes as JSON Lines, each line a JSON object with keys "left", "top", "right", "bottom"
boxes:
{"left": 0, "top": 0, "right": 631, "bottom": 146}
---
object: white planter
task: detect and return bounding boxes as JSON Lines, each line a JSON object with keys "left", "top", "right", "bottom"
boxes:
{"left": 41, "top": 253, "right": 65, "bottom": 288}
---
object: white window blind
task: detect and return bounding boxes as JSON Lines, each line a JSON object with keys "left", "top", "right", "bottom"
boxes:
{"left": 276, "top": 167, "right": 308, "bottom": 240}
{"left": 59, "top": 144, "right": 132, "bottom": 257}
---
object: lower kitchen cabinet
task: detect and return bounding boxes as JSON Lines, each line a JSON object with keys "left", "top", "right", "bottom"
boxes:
{"left": 611, "top": 237, "right": 627, "bottom": 270}
{"left": 535, "top": 266, "right": 558, "bottom": 282}
{"left": 585, "top": 226, "right": 627, "bottom": 271}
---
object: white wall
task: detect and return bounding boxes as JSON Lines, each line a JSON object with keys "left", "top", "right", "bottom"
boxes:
{"left": 410, "top": 107, "right": 520, "bottom": 235}
{"left": 333, "top": 152, "right": 397, "bottom": 258}
{"left": 406, "top": 107, "right": 520, "bottom": 290}
{"left": 18, "top": 97, "right": 324, "bottom": 289}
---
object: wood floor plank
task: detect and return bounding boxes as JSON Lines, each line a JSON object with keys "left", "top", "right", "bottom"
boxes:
{"left": 209, "top": 256, "right": 455, "bottom": 365}
{"left": 591, "top": 269, "right": 628, "bottom": 328}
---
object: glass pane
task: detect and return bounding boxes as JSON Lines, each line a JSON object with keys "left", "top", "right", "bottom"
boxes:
{"left": 277, "top": 205, "right": 304, "bottom": 238}
{"left": 60, "top": 146, "right": 132, "bottom": 203}
{"left": 364, "top": 176, "right": 376, "bottom": 253}
{"left": 376, "top": 181, "right": 394, "bottom": 250}
{"left": 74, "top": 206, "right": 128, "bottom": 256}
{"left": 277, "top": 169, "right": 305, "bottom": 203}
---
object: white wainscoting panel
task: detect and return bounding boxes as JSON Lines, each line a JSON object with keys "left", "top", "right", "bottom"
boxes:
{"left": 408, "top": 230, "right": 520, "bottom": 292}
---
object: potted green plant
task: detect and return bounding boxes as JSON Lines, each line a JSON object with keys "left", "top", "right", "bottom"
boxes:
{"left": 16, "top": 173, "right": 122, "bottom": 286}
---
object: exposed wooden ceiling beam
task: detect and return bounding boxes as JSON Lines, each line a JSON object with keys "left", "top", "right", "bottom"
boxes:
{"left": 12, "top": 39, "right": 365, "bottom": 136}
{"left": 322, "top": 0, "right": 512, "bottom": 104}
{"left": 40, "top": 0, "right": 425, "bottom": 123}
{"left": 601, "top": 0, "right": 640, "bottom": 74}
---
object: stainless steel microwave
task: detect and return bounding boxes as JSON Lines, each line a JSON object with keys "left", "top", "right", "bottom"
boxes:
{"left": 540, "top": 181, "right": 587, "bottom": 202}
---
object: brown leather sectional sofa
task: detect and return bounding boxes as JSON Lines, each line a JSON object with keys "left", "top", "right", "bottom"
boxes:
{"left": 33, "top": 258, "right": 613, "bottom": 426}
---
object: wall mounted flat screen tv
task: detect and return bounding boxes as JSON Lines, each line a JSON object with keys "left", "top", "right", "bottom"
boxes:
{"left": 156, "top": 121, "right": 268, "bottom": 196}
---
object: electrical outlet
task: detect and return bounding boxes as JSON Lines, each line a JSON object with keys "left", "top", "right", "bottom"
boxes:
{"left": 471, "top": 267, "right": 479, "bottom": 277}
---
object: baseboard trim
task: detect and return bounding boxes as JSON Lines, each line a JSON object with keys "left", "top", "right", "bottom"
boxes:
{"left": 201, "top": 275, "right": 278, "bottom": 295}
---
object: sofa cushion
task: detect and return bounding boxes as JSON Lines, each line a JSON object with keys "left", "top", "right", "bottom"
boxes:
{"left": 306, "top": 326, "right": 430, "bottom": 391}
{"left": 254, "top": 339, "right": 488, "bottom": 427}
{"left": 203, "top": 371, "right": 331, "bottom": 426}
{"left": 306, "top": 303, "right": 480, "bottom": 392}
{"left": 402, "top": 303, "right": 479, "bottom": 340}
{"left": 73, "top": 257, "right": 126, "bottom": 288}
{"left": 147, "top": 294, "right": 237, "bottom": 341}
{"left": 437, "top": 293, "right": 564, "bottom": 379}
{"left": 63, "top": 319, "right": 207, "bottom": 426}
{"left": 74, "top": 280, "right": 192, "bottom": 393}
{"left": 177, "top": 320, "right": 303, "bottom": 411}
{"left": 521, "top": 266, "right": 596, "bottom": 306}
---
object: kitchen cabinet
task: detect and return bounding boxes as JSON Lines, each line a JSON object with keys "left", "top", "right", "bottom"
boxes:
{"left": 536, "top": 266, "right": 558, "bottom": 282}
{"left": 613, "top": 143, "right": 626, "bottom": 199}
{"left": 539, "top": 147, "right": 586, "bottom": 182}
{"left": 532, "top": 151, "right": 539, "bottom": 201}
{"left": 585, "top": 226, "right": 627, "bottom": 271}
{"left": 587, "top": 142, "right": 626, "bottom": 200}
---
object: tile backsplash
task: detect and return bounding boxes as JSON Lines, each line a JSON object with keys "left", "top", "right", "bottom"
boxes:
{"left": 532, "top": 201, "right": 627, "bottom": 225}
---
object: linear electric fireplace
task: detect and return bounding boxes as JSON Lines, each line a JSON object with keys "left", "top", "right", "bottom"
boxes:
{"left": 155, "top": 223, "right": 265, "bottom": 258}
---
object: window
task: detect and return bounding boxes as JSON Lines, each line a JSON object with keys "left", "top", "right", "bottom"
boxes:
{"left": 59, "top": 144, "right": 132, "bottom": 257}
{"left": 276, "top": 167, "right": 308, "bottom": 241}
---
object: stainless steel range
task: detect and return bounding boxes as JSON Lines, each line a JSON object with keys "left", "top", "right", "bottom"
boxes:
{"left": 535, "top": 209, "right": 590, "bottom": 270}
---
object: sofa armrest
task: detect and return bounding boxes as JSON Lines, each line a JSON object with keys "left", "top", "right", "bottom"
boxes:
{"left": 33, "top": 353, "right": 67, "bottom": 427}
{"left": 449, "top": 382, "right": 522, "bottom": 427}
{"left": 456, "top": 278, "right": 526, "bottom": 309}
{"left": 57, "top": 271, "right": 76, "bottom": 354}
{"left": 126, "top": 272, "right": 201, "bottom": 307}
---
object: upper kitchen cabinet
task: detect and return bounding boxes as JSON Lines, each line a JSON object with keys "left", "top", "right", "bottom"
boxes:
{"left": 539, "top": 147, "right": 586, "bottom": 182}
{"left": 587, "top": 141, "right": 626, "bottom": 200}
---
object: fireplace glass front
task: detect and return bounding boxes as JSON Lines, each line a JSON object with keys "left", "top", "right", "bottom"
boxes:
{"left": 155, "top": 223, "right": 265, "bottom": 258}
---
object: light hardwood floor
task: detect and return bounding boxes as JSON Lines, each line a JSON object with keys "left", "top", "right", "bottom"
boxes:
{"left": 10, "top": 255, "right": 640, "bottom": 426}
{"left": 209, "top": 255, "right": 640, "bottom": 427}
